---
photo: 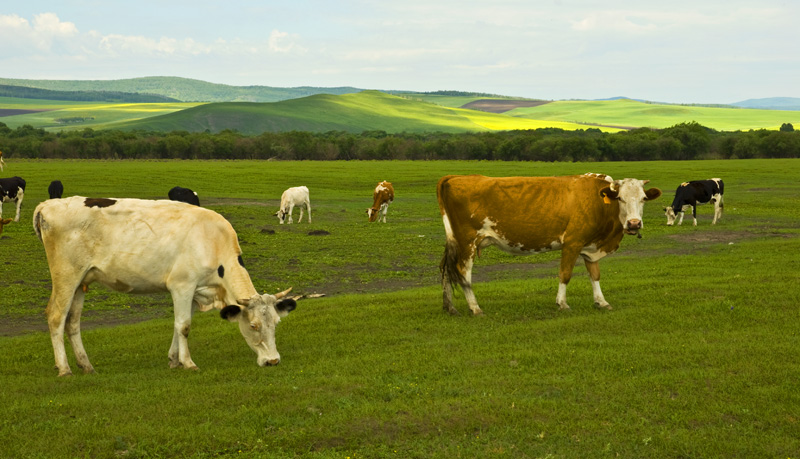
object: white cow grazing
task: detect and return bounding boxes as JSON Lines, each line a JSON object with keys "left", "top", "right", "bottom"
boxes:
{"left": 33, "top": 196, "right": 297, "bottom": 376}
{"left": 275, "top": 186, "right": 311, "bottom": 224}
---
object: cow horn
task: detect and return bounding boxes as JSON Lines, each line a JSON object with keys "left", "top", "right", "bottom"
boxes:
{"left": 274, "top": 287, "right": 293, "bottom": 299}
{"left": 642, "top": 179, "right": 650, "bottom": 184}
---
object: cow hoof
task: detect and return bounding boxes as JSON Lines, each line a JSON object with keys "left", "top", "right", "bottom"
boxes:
{"left": 471, "top": 309, "right": 484, "bottom": 316}
{"left": 169, "top": 361, "right": 182, "bottom": 369}
{"left": 558, "top": 304, "right": 571, "bottom": 311}
{"left": 444, "top": 305, "right": 460, "bottom": 315}
{"left": 595, "top": 302, "right": 612, "bottom": 310}
{"left": 57, "top": 369, "right": 73, "bottom": 377}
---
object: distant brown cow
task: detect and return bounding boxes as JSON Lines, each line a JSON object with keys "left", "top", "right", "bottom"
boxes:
{"left": 437, "top": 173, "right": 661, "bottom": 315}
{"left": 367, "top": 181, "right": 394, "bottom": 223}
{"left": 0, "top": 217, "right": 11, "bottom": 235}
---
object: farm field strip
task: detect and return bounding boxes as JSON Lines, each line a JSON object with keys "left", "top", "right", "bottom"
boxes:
{"left": 0, "top": 159, "right": 798, "bottom": 457}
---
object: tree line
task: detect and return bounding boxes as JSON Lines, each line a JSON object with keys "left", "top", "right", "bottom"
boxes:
{"left": 1, "top": 121, "right": 798, "bottom": 161}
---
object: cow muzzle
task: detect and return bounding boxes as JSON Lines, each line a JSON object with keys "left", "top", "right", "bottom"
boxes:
{"left": 259, "top": 357, "right": 281, "bottom": 367}
{"left": 625, "top": 219, "right": 643, "bottom": 237}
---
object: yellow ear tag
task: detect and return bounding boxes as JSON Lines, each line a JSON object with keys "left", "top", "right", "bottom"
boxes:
{"left": 602, "top": 193, "right": 611, "bottom": 204}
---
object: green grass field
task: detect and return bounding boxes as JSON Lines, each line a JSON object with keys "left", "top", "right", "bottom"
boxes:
{"left": 0, "top": 159, "right": 799, "bottom": 457}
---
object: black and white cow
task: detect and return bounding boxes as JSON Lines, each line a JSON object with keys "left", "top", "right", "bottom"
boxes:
{"left": 48, "top": 180, "right": 64, "bottom": 199}
{"left": 664, "top": 178, "right": 724, "bottom": 226}
{"left": 0, "top": 176, "right": 26, "bottom": 222}
{"left": 168, "top": 186, "right": 200, "bottom": 206}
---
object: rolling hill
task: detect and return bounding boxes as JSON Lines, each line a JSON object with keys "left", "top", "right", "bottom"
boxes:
{"left": 110, "top": 91, "right": 609, "bottom": 134}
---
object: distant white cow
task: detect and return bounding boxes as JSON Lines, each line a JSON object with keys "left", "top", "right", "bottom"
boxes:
{"left": 34, "top": 196, "right": 298, "bottom": 376}
{"left": 0, "top": 150, "right": 5, "bottom": 171}
{"left": 275, "top": 186, "right": 311, "bottom": 224}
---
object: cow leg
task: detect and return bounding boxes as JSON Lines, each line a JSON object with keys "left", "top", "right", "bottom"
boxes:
{"left": 712, "top": 194, "right": 723, "bottom": 224}
{"left": 692, "top": 205, "right": 698, "bottom": 226}
{"left": 297, "top": 203, "right": 305, "bottom": 223}
{"left": 13, "top": 192, "right": 23, "bottom": 222}
{"left": 287, "top": 204, "right": 295, "bottom": 224}
{"left": 380, "top": 203, "right": 389, "bottom": 223}
{"left": 65, "top": 287, "right": 95, "bottom": 373}
{"left": 584, "top": 259, "right": 611, "bottom": 310}
{"left": 169, "top": 290, "right": 198, "bottom": 370}
{"left": 677, "top": 211, "right": 684, "bottom": 225}
{"left": 460, "top": 258, "right": 483, "bottom": 315}
{"left": 306, "top": 200, "right": 312, "bottom": 223}
{"left": 556, "top": 247, "right": 581, "bottom": 310}
{"left": 46, "top": 282, "right": 81, "bottom": 376}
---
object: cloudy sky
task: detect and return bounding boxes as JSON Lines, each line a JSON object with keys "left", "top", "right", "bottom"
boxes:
{"left": 1, "top": 1, "right": 797, "bottom": 104}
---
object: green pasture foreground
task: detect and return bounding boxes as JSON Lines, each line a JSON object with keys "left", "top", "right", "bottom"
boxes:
{"left": 0, "top": 159, "right": 799, "bottom": 457}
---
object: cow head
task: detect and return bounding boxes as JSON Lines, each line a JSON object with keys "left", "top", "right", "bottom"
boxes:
{"left": 367, "top": 207, "right": 379, "bottom": 222}
{"left": 664, "top": 206, "right": 679, "bottom": 226}
{"left": 0, "top": 217, "right": 11, "bottom": 235}
{"left": 220, "top": 287, "right": 297, "bottom": 367}
{"left": 600, "top": 179, "right": 662, "bottom": 236}
{"left": 274, "top": 209, "right": 288, "bottom": 224}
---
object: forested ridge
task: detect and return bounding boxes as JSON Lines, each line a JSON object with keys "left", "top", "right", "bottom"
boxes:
{"left": 1, "top": 121, "right": 798, "bottom": 161}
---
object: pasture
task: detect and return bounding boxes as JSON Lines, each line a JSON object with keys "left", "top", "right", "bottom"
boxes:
{"left": 0, "top": 159, "right": 798, "bottom": 458}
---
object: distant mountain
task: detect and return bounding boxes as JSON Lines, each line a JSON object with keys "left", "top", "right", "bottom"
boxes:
{"left": 0, "top": 76, "right": 364, "bottom": 103}
{"left": 732, "top": 97, "right": 800, "bottom": 111}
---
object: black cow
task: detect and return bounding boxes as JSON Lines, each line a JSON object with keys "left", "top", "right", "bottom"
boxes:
{"left": 664, "top": 178, "right": 724, "bottom": 226}
{"left": 168, "top": 186, "right": 200, "bottom": 206}
{"left": 48, "top": 180, "right": 64, "bottom": 199}
{"left": 0, "top": 176, "right": 26, "bottom": 222}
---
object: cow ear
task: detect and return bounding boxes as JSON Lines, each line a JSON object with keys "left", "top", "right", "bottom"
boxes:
{"left": 645, "top": 188, "right": 662, "bottom": 201}
{"left": 276, "top": 299, "right": 297, "bottom": 316}
{"left": 238, "top": 298, "right": 251, "bottom": 306}
{"left": 220, "top": 305, "right": 243, "bottom": 321}
{"left": 600, "top": 186, "right": 619, "bottom": 200}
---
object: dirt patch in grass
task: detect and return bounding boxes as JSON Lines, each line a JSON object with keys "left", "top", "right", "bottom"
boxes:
{"left": 461, "top": 99, "right": 551, "bottom": 113}
{"left": 0, "top": 108, "right": 54, "bottom": 117}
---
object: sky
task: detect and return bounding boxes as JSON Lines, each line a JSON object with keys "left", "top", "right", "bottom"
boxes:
{"left": 1, "top": 1, "right": 798, "bottom": 104}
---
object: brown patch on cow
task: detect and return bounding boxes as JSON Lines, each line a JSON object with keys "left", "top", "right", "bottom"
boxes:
{"left": 461, "top": 99, "right": 552, "bottom": 113}
{"left": 84, "top": 198, "right": 117, "bottom": 208}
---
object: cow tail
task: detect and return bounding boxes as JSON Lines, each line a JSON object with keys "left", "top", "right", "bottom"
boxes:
{"left": 440, "top": 238, "right": 465, "bottom": 290}
{"left": 437, "top": 176, "right": 465, "bottom": 290}
{"left": 33, "top": 207, "right": 45, "bottom": 242}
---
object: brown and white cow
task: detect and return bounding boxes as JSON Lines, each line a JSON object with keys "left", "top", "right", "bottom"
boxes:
{"left": 437, "top": 173, "right": 661, "bottom": 315}
{"left": 367, "top": 181, "right": 394, "bottom": 223}
{"left": 34, "top": 196, "right": 297, "bottom": 376}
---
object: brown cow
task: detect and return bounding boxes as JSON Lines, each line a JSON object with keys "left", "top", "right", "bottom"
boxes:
{"left": 367, "top": 181, "right": 394, "bottom": 223}
{"left": 0, "top": 217, "right": 11, "bottom": 235}
{"left": 437, "top": 173, "right": 661, "bottom": 315}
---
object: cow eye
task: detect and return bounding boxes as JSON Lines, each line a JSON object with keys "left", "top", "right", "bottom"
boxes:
{"left": 250, "top": 323, "right": 260, "bottom": 331}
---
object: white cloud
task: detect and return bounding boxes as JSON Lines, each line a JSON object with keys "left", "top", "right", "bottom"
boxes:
{"left": 268, "top": 29, "right": 306, "bottom": 54}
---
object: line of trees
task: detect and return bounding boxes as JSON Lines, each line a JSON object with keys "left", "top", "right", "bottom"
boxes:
{"left": 1, "top": 121, "right": 798, "bottom": 161}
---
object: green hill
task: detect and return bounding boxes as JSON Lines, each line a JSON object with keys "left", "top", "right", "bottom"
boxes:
{"left": 111, "top": 91, "right": 605, "bottom": 134}
{"left": 507, "top": 98, "right": 800, "bottom": 131}
{"left": 0, "top": 76, "right": 363, "bottom": 103}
